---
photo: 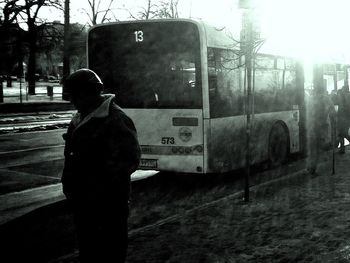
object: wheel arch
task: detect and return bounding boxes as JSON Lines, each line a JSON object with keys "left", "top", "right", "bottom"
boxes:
{"left": 268, "top": 120, "right": 291, "bottom": 152}
{"left": 267, "top": 120, "right": 291, "bottom": 166}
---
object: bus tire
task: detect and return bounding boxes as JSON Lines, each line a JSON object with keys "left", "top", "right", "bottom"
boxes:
{"left": 268, "top": 122, "right": 290, "bottom": 167}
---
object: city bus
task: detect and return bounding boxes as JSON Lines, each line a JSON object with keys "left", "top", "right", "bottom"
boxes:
{"left": 87, "top": 19, "right": 306, "bottom": 174}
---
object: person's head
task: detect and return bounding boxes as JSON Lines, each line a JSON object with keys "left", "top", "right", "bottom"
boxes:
{"left": 342, "top": 84, "right": 349, "bottom": 92}
{"left": 64, "top": 69, "right": 104, "bottom": 114}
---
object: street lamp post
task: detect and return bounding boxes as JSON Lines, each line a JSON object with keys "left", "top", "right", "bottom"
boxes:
{"left": 0, "top": 76, "right": 3, "bottom": 103}
{"left": 240, "top": 0, "right": 254, "bottom": 202}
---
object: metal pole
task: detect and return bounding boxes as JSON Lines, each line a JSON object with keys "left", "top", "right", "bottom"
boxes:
{"left": 0, "top": 76, "right": 3, "bottom": 103}
{"left": 243, "top": 9, "right": 254, "bottom": 202}
{"left": 19, "top": 75, "right": 22, "bottom": 104}
{"left": 331, "top": 67, "right": 338, "bottom": 175}
{"left": 332, "top": 116, "right": 336, "bottom": 175}
{"left": 26, "top": 80, "right": 28, "bottom": 101}
{"left": 239, "top": 0, "right": 256, "bottom": 202}
{"left": 62, "top": 0, "right": 70, "bottom": 100}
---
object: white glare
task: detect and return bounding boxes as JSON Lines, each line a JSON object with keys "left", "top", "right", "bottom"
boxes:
{"left": 258, "top": 0, "right": 350, "bottom": 62}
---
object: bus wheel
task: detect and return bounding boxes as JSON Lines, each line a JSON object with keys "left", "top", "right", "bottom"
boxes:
{"left": 268, "top": 122, "right": 289, "bottom": 167}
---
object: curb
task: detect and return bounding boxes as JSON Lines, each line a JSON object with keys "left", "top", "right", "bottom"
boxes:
{"left": 0, "top": 102, "right": 74, "bottom": 114}
{"left": 0, "top": 184, "right": 65, "bottom": 225}
{"left": 0, "top": 170, "right": 158, "bottom": 226}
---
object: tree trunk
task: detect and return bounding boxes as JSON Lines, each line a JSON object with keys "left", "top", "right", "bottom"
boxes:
{"left": 27, "top": 23, "right": 37, "bottom": 95}
{"left": 16, "top": 29, "right": 24, "bottom": 79}
{"left": 62, "top": 0, "right": 70, "bottom": 100}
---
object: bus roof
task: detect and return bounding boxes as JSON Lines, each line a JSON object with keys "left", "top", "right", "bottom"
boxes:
{"left": 199, "top": 21, "right": 239, "bottom": 49}
{"left": 88, "top": 18, "right": 350, "bottom": 65}
{"left": 89, "top": 18, "right": 239, "bottom": 50}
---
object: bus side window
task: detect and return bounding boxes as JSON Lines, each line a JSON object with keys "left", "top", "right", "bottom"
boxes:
{"left": 208, "top": 74, "right": 219, "bottom": 116}
{"left": 254, "top": 55, "right": 299, "bottom": 113}
{"left": 208, "top": 48, "right": 239, "bottom": 118}
{"left": 209, "top": 75, "right": 218, "bottom": 96}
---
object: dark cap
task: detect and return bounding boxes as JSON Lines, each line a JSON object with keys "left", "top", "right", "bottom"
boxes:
{"left": 64, "top": 68, "right": 104, "bottom": 95}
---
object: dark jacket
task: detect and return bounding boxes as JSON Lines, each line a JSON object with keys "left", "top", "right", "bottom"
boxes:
{"left": 337, "top": 88, "right": 350, "bottom": 128}
{"left": 61, "top": 95, "right": 141, "bottom": 208}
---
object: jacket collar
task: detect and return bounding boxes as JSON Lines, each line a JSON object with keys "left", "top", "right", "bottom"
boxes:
{"left": 71, "top": 94, "right": 115, "bottom": 130}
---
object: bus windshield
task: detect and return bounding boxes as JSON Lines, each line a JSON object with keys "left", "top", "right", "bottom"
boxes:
{"left": 88, "top": 21, "right": 202, "bottom": 109}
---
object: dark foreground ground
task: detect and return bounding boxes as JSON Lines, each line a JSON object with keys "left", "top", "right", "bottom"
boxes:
{"left": 1, "top": 149, "right": 350, "bottom": 262}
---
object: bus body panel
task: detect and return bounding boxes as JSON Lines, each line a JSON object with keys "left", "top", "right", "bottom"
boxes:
{"left": 207, "top": 110, "right": 300, "bottom": 173}
{"left": 202, "top": 118, "right": 211, "bottom": 174}
{"left": 197, "top": 22, "right": 210, "bottom": 120}
{"left": 124, "top": 109, "right": 205, "bottom": 173}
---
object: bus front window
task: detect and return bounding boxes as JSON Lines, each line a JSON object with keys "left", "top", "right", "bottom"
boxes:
{"left": 88, "top": 21, "right": 202, "bottom": 109}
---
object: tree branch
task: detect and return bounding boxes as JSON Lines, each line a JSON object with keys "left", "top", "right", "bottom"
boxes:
{"left": 100, "top": 0, "right": 114, "bottom": 23}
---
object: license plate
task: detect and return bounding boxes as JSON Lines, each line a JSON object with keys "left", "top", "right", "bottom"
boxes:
{"left": 139, "top": 159, "right": 158, "bottom": 169}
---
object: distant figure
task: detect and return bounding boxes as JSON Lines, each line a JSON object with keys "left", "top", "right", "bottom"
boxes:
{"left": 330, "top": 89, "right": 338, "bottom": 105}
{"left": 306, "top": 86, "right": 336, "bottom": 174}
{"left": 61, "top": 69, "right": 141, "bottom": 262}
{"left": 337, "top": 85, "right": 350, "bottom": 153}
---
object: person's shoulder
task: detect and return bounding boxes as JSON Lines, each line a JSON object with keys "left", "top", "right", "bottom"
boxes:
{"left": 108, "top": 102, "right": 137, "bottom": 130}
{"left": 109, "top": 101, "right": 129, "bottom": 119}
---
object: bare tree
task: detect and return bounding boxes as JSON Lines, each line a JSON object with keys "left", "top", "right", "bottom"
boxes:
{"left": 141, "top": 0, "right": 155, "bottom": 19}
{"left": 154, "top": 0, "right": 179, "bottom": 18}
{"left": 127, "top": 0, "right": 180, "bottom": 20}
{"left": 1, "top": 1, "right": 64, "bottom": 93}
{"left": 0, "top": 0, "right": 23, "bottom": 25}
{"left": 83, "top": 0, "right": 116, "bottom": 25}
{"left": 3, "top": 0, "right": 63, "bottom": 94}
{"left": 22, "top": 0, "right": 61, "bottom": 94}
{"left": 127, "top": 0, "right": 157, "bottom": 20}
{"left": 0, "top": 0, "right": 24, "bottom": 82}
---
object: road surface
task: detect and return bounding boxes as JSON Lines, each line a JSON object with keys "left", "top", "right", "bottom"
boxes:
{"left": 0, "top": 129, "right": 156, "bottom": 225}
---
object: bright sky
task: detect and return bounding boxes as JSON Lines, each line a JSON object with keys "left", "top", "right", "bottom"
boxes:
{"left": 256, "top": 0, "right": 350, "bottom": 62}
{"left": 39, "top": 0, "right": 350, "bottom": 63}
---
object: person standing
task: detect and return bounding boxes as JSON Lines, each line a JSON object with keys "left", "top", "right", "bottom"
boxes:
{"left": 337, "top": 84, "right": 350, "bottom": 153}
{"left": 61, "top": 69, "right": 141, "bottom": 262}
{"left": 306, "top": 86, "right": 336, "bottom": 174}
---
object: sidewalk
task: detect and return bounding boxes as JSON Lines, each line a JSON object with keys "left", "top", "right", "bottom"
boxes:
{"left": 0, "top": 80, "right": 74, "bottom": 113}
{"left": 2, "top": 79, "right": 63, "bottom": 103}
{"left": 0, "top": 170, "right": 158, "bottom": 226}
